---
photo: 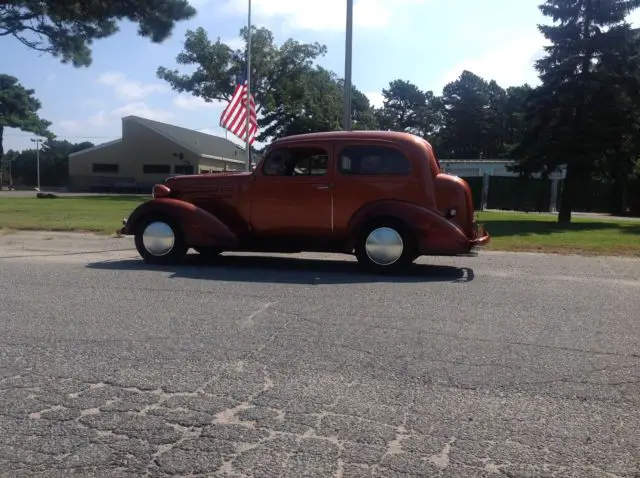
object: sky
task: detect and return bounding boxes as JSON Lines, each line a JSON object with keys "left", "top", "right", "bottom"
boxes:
{"left": 3, "top": 0, "right": 640, "bottom": 152}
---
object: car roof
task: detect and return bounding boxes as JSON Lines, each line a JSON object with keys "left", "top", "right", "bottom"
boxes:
{"left": 270, "top": 130, "right": 432, "bottom": 147}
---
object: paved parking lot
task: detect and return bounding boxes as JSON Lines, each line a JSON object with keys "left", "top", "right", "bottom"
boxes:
{"left": 1, "top": 232, "right": 639, "bottom": 477}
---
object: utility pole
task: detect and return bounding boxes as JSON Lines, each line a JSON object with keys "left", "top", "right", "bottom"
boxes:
{"left": 343, "top": 0, "right": 354, "bottom": 131}
{"left": 244, "top": 0, "right": 253, "bottom": 171}
{"left": 30, "top": 137, "right": 43, "bottom": 191}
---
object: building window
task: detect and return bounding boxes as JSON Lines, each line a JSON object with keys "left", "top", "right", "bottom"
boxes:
{"left": 92, "top": 163, "right": 119, "bottom": 174}
{"left": 143, "top": 164, "right": 171, "bottom": 174}
{"left": 338, "top": 145, "right": 411, "bottom": 175}
{"left": 174, "top": 165, "right": 194, "bottom": 175}
{"left": 262, "top": 147, "right": 329, "bottom": 176}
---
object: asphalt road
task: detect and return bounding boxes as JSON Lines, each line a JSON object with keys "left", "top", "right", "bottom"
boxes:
{"left": 1, "top": 232, "right": 639, "bottom": 477}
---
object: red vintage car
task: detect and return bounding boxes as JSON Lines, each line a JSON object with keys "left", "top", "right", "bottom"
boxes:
{"left": 118, "top": 131, "right": 490, "bottom": 273}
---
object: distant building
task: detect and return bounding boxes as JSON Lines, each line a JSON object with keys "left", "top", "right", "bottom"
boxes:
{"left": 439, "top": 159, "right": 565, "bottom": 179}
{"left": 68, "top": 115, "right": 248, "bottom": 192}
{"left": 439, "top": 159, "right": 567, "bottom": 213}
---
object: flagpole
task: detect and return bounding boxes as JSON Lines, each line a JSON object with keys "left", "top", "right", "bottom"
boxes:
{"left": 343, "top": 0, "right": 353, "bottom": 131}
{"left": 244, "top": 0, "right": 252, "bottom": 171}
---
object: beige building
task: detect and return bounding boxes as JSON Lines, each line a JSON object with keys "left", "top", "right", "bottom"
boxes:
{"left": 68, "top": 115, "right": 248, "bottom": 192}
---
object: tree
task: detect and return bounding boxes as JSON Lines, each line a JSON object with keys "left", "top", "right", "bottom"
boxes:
{"left": 0, "top": 74, "right": 53, "bottom": 165}
{"left": 1, "top": 0, "right": 196, "bottom": 67}
{"left": 503, "top": 85, "right": 534, "bottom": 155}
{"left": 376, "top": 79, "right": 441, "bottom": 139}
{"left": 6, "top": 139, "right": 93, "bottom": 187}
{"left": 591, "top": 27, "right": 640, "bottom": 214}
{"left": 438, "top": 71, "right": 508, "bottom": 159}
{"left": 258, "top": 66, "right": 377, "bottom": 139}
{"left": 514, "top": 0, "right": 640, "bottom": 223}
{"left": 0, "top": 148, "right": 18, "bottom": 188}
{"left": 158, "top": 26, "right": 327, "bottom": 141}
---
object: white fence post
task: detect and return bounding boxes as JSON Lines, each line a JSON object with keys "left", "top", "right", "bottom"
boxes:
{"left": 550, "top": 178, "right": 559, "bottom": 213}
{"left": 481, "top": 173, "right": 490, "bottom": 211}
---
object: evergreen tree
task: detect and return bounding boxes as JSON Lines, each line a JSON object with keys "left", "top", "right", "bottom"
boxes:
{"left": 517, "top": 0, "right": 640, "bottom": 223}
{"left": 1, "top": 0, "right": 196, "bottom": 67}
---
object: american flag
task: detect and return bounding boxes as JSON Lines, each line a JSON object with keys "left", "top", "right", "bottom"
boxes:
{"left": 219, "top": 72, "right": 258, "bottom": 144}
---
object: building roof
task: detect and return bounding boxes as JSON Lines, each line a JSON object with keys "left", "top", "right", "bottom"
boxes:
{"left": 128, "top": 116, "right": 246, "bottom": 160}
{"left": 69, "top": 115, "right": 246, "bottom": 163}
{"left": 67, "top": 139, "right": 123, "bottom": 158}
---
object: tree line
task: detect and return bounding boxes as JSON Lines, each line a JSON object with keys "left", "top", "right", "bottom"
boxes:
{"left": 0, "top": 140, "right": 94, "bottom": 188}
{"left": 2, "top": 0, "right": 640, "bottom": 221}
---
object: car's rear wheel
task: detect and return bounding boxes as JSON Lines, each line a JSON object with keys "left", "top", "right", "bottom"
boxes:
{"left": 354, "top": 218, "right": 416, "bottom": 274}
{"left": 134, "top": 215, "right": 187, "bottom": 264}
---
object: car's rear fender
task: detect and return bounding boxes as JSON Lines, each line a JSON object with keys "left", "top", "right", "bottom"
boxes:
{"left": 125, "top": 198, "right": 238, "bottom": 248}
{"left": 346, "top": 200, "right": 472, "bottom": 254}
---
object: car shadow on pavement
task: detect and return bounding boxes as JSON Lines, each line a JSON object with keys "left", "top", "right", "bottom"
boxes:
{"left": 86, "top": 254, "right": 475, "bottom": 285}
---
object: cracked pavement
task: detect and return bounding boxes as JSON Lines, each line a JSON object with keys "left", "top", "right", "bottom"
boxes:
{"left": 0, "top": 232, "right": 639, "bottom": 477}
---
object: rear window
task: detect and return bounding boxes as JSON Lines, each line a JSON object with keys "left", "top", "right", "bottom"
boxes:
{"left": 338, "top": 145, "right": 411, "bottom": 175}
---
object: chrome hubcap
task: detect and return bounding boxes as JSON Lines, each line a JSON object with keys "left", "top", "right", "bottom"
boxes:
{"left": 365, "top": 227, "right": 404, "bottom": 266}
{"left": 142, "top": 221, "right": 175, "bottom": 256}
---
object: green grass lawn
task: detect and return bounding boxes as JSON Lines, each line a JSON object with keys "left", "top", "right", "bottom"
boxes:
{"left": 0, "top": 196, "right": 639, "bottom": 256}
{"left": 477, "top": 211, "right": 640, "bottom": 256}
{"left": 0, "top": 196, "right": 147, "bottom": 235}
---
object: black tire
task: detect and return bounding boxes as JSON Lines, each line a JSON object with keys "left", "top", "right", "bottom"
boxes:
{"left": 134, "top": 214, "right": 187, "bottom": 265}
{"left": 354, "top": 217, "right": 417, "bottom": 274}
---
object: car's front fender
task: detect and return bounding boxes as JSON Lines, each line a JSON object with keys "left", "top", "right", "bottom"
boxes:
{"left": 123, "top": 198, "right": 237, "bottom": 247}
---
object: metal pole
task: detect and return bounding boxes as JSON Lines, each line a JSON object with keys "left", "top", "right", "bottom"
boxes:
{"left": 343, "top": 0, "right": 353, "bottom": 131}
{"left": 31, "top": 137, "right": 41, "bottom": 190}
{"left": 244, "top": 0, "right": 252, "bottom": 171}
{"left": 36, "top": 140, "right": 40, "bottom": 190}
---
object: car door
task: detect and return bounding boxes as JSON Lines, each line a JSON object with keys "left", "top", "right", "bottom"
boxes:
{"left": 331, "top": 140, "right": 422, "bottom": 235}
{"left": 249, "top": 142, "right": 334, "bottom": 239}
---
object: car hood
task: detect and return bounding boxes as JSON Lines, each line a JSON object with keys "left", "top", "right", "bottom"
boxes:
{"left": 163, "top": 172, "right": 254, "bottom": 198}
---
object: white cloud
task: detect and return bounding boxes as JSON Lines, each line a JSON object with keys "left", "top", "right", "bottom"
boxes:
{"left": 365, "top": 91, "right": 384, "bottom": 109}
{"left": 435, "top": 9, "right": 640, "bottom": 95}
{"left": 96, "top": 71, "right": 169, "bottom": 100}
{"left": 173, "top": 94, "right": 225, "bottom": 110}
{"left": 81, "top": 98, "right": 106, "bottom": 109}
{"left": 222, "top": 36, "right": 246, "bottom": 51}
{"left": 221, "top": 0, "right": 427, "bottom": 31}
{"left": 436, "top": 27, "right": 546, "bottom": 92}
{"left": 112, "top": 102, "right": 175, "bottom": 122}
{"left": 57, "top": 102, "right": 174, "bottom": 134}
{"left": 87, "top": 111, "right": 109, "bottom": 128}
{"left": 46, "top": 74, "right": 56, "bottom": 82}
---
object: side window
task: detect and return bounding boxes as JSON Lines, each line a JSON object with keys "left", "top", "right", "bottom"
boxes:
{"left": 338, "top": 145, "right": 411, "bottom": 175}
{"left": 262, "top": 147, "right": 329, "bottom": 177}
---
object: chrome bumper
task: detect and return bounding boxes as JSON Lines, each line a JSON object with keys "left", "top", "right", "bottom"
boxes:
{"left": 470, "top": 223, "right": 490, "bottom": 247}
{"left": 117, "top": 217, "right": 129, "bottom": 235}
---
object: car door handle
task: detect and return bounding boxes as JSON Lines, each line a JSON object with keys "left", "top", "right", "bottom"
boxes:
{"left": 314, "top": 184, "right": 331, "bottom": 190}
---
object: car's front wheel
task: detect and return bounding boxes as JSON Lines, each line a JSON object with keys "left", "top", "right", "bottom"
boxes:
{"left": 134, "top": 215, "right": 187, "bottom": 264}
{"left": 354, "top": 218, "right": 416, "bottom": 274}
